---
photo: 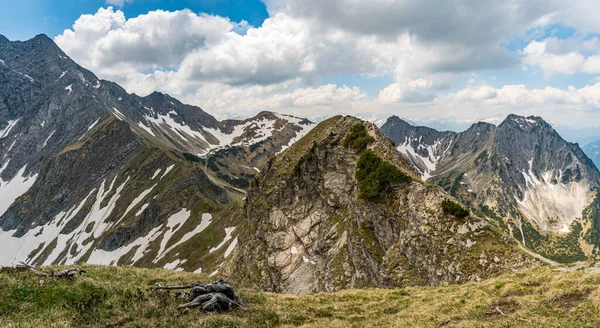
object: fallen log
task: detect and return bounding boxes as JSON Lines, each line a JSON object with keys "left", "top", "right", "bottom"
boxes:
{"left": 154, "top": 282, "right": 204, "bottom": 290}
{"left": 18, "top": 262, "right": 87, "bottom": 280}
{"left": 156, "top": 279, "right": 246, "bottom": 313}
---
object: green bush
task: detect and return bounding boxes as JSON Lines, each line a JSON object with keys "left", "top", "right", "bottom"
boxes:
{"left": 344, "top": 124, "right": 375, "bottom": 152}
{"left": 441, "top": 199, "right": 470, "bottom": 218}
{"left": 294, "top": 153, "right": 314, "bottom": 175}
{"left": 356, "top": 150, "right": 410, "bottom": 200}
{"left": 183, "top": 152, "right": 202, "bottom": 162}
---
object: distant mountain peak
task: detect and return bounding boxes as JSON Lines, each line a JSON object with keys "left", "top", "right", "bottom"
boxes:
{"left": 381, "top": 113, "right": 600, "bottom": 263}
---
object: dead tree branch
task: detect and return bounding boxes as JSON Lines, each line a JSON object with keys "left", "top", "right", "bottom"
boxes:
{"left": 18, "top": 262, "right": 87, "bottom": 280}
{"left": 155, "top": 279, "right": 246, "bottom": 313}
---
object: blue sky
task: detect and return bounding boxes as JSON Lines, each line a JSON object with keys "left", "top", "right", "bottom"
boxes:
{"left": 2, "top": 0, "right": 600, "bottom": 132}
{"left": 0, "top": 0, "right": 268, "bottom": 40}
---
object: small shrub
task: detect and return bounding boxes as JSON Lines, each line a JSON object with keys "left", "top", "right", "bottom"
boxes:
{"left": 344, "top": 124, "right": 375, "bottom": 152}
{"left": 183, "top": 152, "right": 201, "bottom": 162}
{"left": 442, "top": 199, "right": 470, "bottom": 218}
{"left": 294, "top": 153, "right": 314, "bottom": 175}
{"left": 356, "top": 150, "right": 410, "bottom": 200}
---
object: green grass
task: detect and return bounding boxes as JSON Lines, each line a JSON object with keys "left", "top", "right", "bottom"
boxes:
{"left": 4, "top": 264, "right": 600, "bottom": 327}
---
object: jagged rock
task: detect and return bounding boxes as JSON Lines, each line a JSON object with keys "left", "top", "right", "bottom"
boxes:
{"left": 233, "top": 116, "right": 539, "bottom": 293}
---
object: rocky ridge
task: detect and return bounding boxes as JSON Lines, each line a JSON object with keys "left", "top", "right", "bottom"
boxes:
{"left": 233, "top": 116, "right": 537, "bottom": 293}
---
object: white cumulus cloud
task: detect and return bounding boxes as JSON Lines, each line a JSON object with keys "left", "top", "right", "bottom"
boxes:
{"left": 51, "top": 1, "right": 600, "bottom": 126}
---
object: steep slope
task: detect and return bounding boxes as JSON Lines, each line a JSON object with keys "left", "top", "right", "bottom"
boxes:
{"left": 382, "top": 115, "right": 600, "bottom": 262}
{"left": 0, "top": 116, "right": 239, "bottom": 271}
{"left": 583, "top": 140, "right": 600, "bottom": 171}
{"left": 233, "top": 116, "right": 536, "bottom": 293}
{"left": 0, "top": 34, "right": 313, "bottom": 270}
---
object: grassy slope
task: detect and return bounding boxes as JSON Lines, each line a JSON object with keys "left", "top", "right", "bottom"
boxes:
{"left": 2, "top": 265, "right": 600, "bottom": 327}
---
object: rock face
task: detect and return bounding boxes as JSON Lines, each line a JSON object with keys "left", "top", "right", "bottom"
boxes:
{"left": 0, "top": 34, "right": 313, "bottom": 271}
{"left": 234, "top": 116, "right": 536, "bottom": 294}
{"left": 381, "top": 115, "right": 600, "bottom": 263}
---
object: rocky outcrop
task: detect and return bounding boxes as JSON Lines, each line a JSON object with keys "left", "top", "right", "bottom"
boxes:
{"left": 234, "top": 116, "right": 536, "bottom": 293}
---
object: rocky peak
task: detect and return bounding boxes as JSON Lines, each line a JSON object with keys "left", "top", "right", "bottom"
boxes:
{"left": 382, "top": 113, "right": 600, "bottom": 263}
{"left": 234, "top": 116, "right": 535, "bottom": 293}
{"left": 380, "top": 117, "right": 456, "bottom": 180}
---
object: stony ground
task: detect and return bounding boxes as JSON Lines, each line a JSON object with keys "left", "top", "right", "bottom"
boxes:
{"left": 2, "top": 263, "right": 600, "bottom": 327}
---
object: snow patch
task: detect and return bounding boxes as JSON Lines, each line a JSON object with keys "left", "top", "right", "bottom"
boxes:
{"left": 224, "top": 237, "right": 238, "bottom": 258}
{"left": 151, "top": 168, "right": 162, "bottom": 180}
{"left": 154, "top": 209, "right": 192, "bottom": 261}
{"left": 6, "top": 140, "right": 16, "bottom": 154}
{"left": 135, "top": 203, "right": 149, "bottom": 216}
{"left": 79, "top": 118, "right": 101, "bottom": 140}
{"left": 397, "top": 137, "right": 448, "bottom": 180}
{"left": 154, "top": 213, "right": 213, "bottom": 263}
{"left": 112, "top": 107, "right": 126, "bottom": 121}
{"left": 42, "top": 130, "right": 55, "bottom": 148}
{"left": 65, "top": 84, "right": 72, "bottom": 95}
{"left": 0, "top": 191, "right": 92, "bottom": 266}
{"left": 144, "top": 113, "right": 208, "bottom": 146}
{"left": 277, "top": 120, "right": 315, "bottom": 154}
{"left": 209, "top": 227, "right": 236, "bottom": 254}
{"left": 118, "top": 184, "right": 156, "bottom": 223}
{"left": 160, "top": 164, "right": 175, "bottom": 180}
{"left": 87, "top": 118, "right": 100, "bottom": 132}
{"left": 0, "top": 165, "right": 38, "bottom": 217}
{"left": 0, "top": 119, "right": 19, "bottom": 139}
{"left": 137, "top": 122, "right": 155, "bottom": 136}
{"left": 163, "top": 259, "right": 187, "bottom": 270}
{"left": 58, "top": 71, "right": 67, "bottom": 79}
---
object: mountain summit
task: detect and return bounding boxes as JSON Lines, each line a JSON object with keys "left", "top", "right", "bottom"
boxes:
{"left": 233, "top": 116, "right": 535, "bottom": 293}
{"left": 381, "top": 114, "right": 600, "bottom": 262}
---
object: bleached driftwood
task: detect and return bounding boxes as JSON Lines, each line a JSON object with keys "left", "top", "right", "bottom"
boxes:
{"left": 18, "top": 262, "right": 87, "bottom": 280}
{"left": 156, "top": 279, "right": 246, "bottom": 312}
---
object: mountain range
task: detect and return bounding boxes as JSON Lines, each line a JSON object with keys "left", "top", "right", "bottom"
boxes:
{"left": 381, "top": 115, "right": 600, "bottom": 262}
{"left": 0, "top": 34, "right": 313, "bottom": 273}
{"left": 2, "top": 34, "right": 600, "bottom": 293}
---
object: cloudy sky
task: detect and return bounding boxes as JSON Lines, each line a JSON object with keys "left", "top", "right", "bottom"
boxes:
{"left": 2, "top": 0, "right": 600, "bottom": 132}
